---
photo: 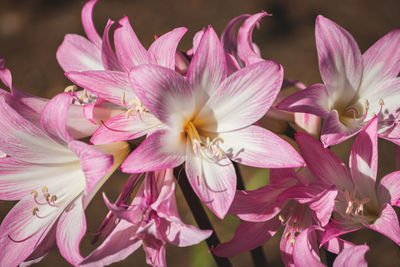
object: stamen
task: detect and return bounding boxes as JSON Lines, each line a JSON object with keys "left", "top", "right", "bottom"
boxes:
{"left": 121, "top": 92, "right": 126, "bottom": 105}
{"left": 379, "top": 99, "right": 384, "bottom": 106}
{"left": 64, "top": 85, "right": 77, "bottom": 93}
{"left": 279, "top": 215, "right": 286, "bottom": 225}
{"left": 284, "top": 232, "right": 291, "bottom": 238}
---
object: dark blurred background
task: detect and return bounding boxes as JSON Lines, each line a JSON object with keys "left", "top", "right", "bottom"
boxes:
{"left": 0, "top": 0, "right": 399, "bottom": 266}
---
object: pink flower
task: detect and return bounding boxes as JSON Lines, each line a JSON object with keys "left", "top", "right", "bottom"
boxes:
{"left": 121, "top": 26, "right": 304, "bottom": 218}
{"left": 0, "top": 92, "right": 129, "bottom": 266}
{"left": 80, "top": 169, "right": 212, "bottom": 267}
{"left": 277, "top": 15, "right": 400, "bottom": 146}
{"left": 295, "top": 116, "right": 400, "bottom": 246}
{"left": 213, "top": 167, "right": 339, "bottom": 266}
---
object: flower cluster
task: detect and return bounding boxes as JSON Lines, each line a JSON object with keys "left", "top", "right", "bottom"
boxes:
{"left": 0, "top": 0, "right": 399, "bottom": 266}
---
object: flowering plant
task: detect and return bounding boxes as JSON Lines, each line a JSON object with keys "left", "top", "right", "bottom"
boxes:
{"left": 0, "top": 1, "right": 399, "bottom": 266}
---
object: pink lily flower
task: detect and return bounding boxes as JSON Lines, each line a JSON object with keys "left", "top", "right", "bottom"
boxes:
{"left": 213, "top": 167, "right": 340, "bottom": 266}
{"left": 121, "top": 26, "right": 304, "bottom": 218}
{"left": 295, "top": 116, "right": 400, "bottom": 247}
{"left": 277, "top": 15, "right": 400, "bottom": 146}
{"left": 65, "top": 19, "right": 188, "bottom": 145}
{"left": 0, "top": 92, "right": 130, "bottom": 266}
{"left": 80, "top": 169, "right": 212, "bottom": 267}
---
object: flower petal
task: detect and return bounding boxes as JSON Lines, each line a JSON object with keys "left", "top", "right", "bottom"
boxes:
{"left": 292, "top": 226, "right": 325, "bottom": 267}
{"left": 57, "top": 34, "right": 103, "bottom": 72}
{"left": 66, "top": 70, "right": 134, "bottom": 107}
{"left": 56, "top": 196, "right": 86, "bottom": 265}
{"left": 197, "top": 60, "right": 283, "bottom": 132}
{"left": 166, "top": 220, "right": 212, "bottom": 247}
{"left": 320, "top": 218, "right": 361, "bottom": 246}
{"left": 377, "top": 170, "right": 400, "bottom": 206}
{"left": 80, "top": 220, "right": 142, "bottom": 266}
{"left": 219, "top": 125, "right": 304, "bottom": 168}
{"left": 360, "top": 29, "right": 400, "bottom": 95}
{"left": 40, "top": 92, "right": 74, "bottom": 145}
{"left": 121, "top": 130, "right": 185, "bottom": 173}
{"left": 114, "top": 17, "right": 147, "bottom": 72}
{"left": 349, "top": 116, "right": 378, "bottom": 202}
{"left": 81, "top": 0, "right": 101, "bottom": 48}
{"left": 295, "top": 132, "right": 354, "bottom": 190}
{"left": 90, "top": 112, "right": 162, "bottom": 145}
{"left": 333, "top": 244, "right": 369, "bottom": 267}
{"left": 101, "top": 19, "right": 121, "bottom": 71}
{"left": 365, "top": 203, "right": 400, "bottom": 245}
{"left": 276, "top": 83, "right": 330, "bottom": 118}
{"left": 320, "top": 109, "right": 362, "bottom": 147}
{"left": 186, "top": 26, "right": 227, "bottom": 94}
{"left": 315, "top": 15, "right": 362, "bottom": 103}
{"left": 0, "top": 97, "right": 75, "bottom": 163}
{"left": 213, "top": 220, "right": 281, "bottom": 257}
{"left": 237, "top": 12, "right": 270, "bottom": 65}
{"left": 148, "top": 27, "right": 187, "bottom": 69}
{"left": 129, "top": 64, "right": 194, "bottom": 126}
{"left": 185, "top": 142, "right": 236, "bottom": 219}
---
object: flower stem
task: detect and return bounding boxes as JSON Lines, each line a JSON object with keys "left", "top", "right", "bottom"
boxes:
{"left": 174, "top": 167, "right": 232, "bottom": 267}
{"left": 233, "top": 162, "right": 268, "bottom": 267}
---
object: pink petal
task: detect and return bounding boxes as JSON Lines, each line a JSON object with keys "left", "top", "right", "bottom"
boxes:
{"left": 378, "top": 170, "right": 400, "bottom": 206}
{"left": 114, "top": 17, "right": 147, "bottom": 72}
{"left": 276, "top": 83, "right": 330, "bottom": 118}
{"left": 167, "top": 220, "right": 212, "bottom": 247}
{"left": 213, "top": 220, "right": 281, "bottom": 257}
{"left": 360, "top": 29, "right": 400, "bottom": 94}
{"left": 186, "top": 26, "right": 227, "bottom": 94}
{"left": 315, "top": 15, "right": 362, "bottom": 102}
{"left": 0, "top": 198, "right": 57, "bottom": 267}
{"left": 323, "top": 237, "right": 355, "bottom": 254}
{"left": 22, "top": 224, "right": 57, "bottom": 266}
{"left": 90, "top": 112, "right": 162, "bottom": 145}
{"left": 40, "top": 92, "right": 74, "bottom": 145}
{"left": 121, "top": 130, "right": 185, "bottom": 173}
{"left": 69, "top": 140, "right": 114, "bottom": 197}
{"left": 295, "top": 132, "right": 354, "bottom": 190}
{"left": 148, "top": 27, "right": 187, "bottom": 69}
{"left": 0, "top": 97, "right": 75, "bottom": 164}
{"left": 320, "top": 219, "right": 361, "bottom": 246}
{"left": 56, "top": 34, "right": 103, "bottom": 72}
{"left": 221, "top": 14, "right": 250, "bottom": 59}
{"left": 129, "top": 64, "right": 193, "bottom": 125}
{"left": 197, "top": 60, "right": 283, "bottom": 132}
{"left": 349, "top": 116, "right": 378, "bottom": 201}
{"left": 229, "top": 184, "right": 290, "bottom": 222}
{"left": 292, "top": 226, "right": 325, "bottom": 267}
{"left": 365, "top": 203, "right": 400, "bottom": 245}
{"left": 333, "top": 244, "right": 369, "bottom": 267}
{"left": 320, "top": 109, "right": 362, "bottom": 147}
{"left": 219, "top": 125, "right": 304, "bottom": 168}
{"left": 81, "top": 0, "right": 101, "bottom": 48}
{"left": 101, "top": 19, "right": 121, "bottom": 71}
{"left": 185, "top": 143, "right": 236, "bottom": 219}
{"left": 56, "top": 196, "right": 86, "bottom": 265}
{"left": 66, "top": 70, "right": 134, "bottom": 107}
{"left": 81, "top": 220, "right": 142, "bottom": 266}
{"left": 237, "top": 12, "right": 270, "bottom": 65}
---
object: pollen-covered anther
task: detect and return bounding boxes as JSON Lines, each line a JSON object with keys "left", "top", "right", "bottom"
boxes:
{"left": 32, "top": 207, "right": 39, "bottom": 216}
{"left": 278, "top": 215, "right": 287, "bottom": 225}
{"left": 64, "top": 85, "right": 77, "bottom": 93}
{"left": 379, "top": 98, "right": 384, "bottom": 106}
{"left": 284, "top": 232, "right": 291, "bottom": 238}
{"left": 125, "top": 97, "right": 146, "bottom": 118}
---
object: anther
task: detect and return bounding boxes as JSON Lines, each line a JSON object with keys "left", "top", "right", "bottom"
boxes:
{"left": 284, "top": 232, "right": 291, "bottom": 238}
{"left": 32, "top": 207, "right": 39, "bottom": 216}
{"left": 41, "top": 186, "right": 48, "bottom": 193}
{"left": 64, "top": 85, "right": 77, "bottom": 93}
{"left": 379, "top": 99, "right": 384, "bottom": 106}
{"left": 30, "top": 190, "right": 38, "bottom": 198}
